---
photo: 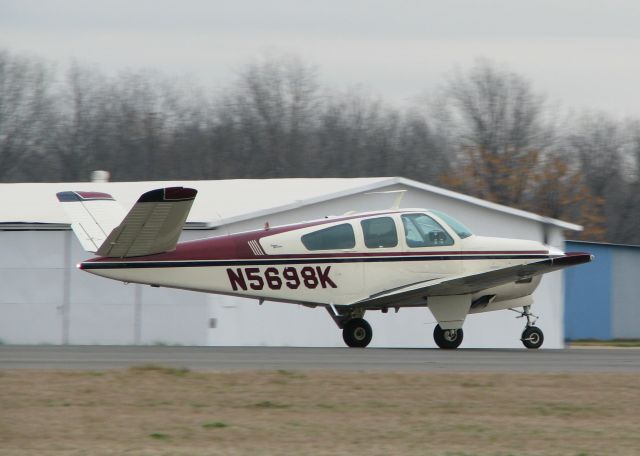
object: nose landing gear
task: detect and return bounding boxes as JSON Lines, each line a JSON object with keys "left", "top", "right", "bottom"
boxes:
{"left": 516, "top": 305, "right": 544, "bottom": 349}
{"left": 521, "top": 326, "right": 544, "bottom": 349}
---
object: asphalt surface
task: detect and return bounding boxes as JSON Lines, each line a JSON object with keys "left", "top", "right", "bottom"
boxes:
{"left": 1, "top": 345, "right": 639, "bottom": 372}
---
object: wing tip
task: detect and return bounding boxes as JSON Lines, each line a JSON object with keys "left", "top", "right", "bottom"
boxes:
{"left": 556, "top": 252, "right": 594, "bottom": 266}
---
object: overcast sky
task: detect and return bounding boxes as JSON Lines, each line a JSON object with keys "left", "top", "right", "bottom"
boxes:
{"left": 1, "top": 0, "right": 639, "bottom": 116}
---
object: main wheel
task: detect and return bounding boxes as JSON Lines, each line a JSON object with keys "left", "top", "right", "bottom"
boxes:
{"left": 433, "top": 324, "right": 463, "bottom": 349}
{"left": 342, "top": 318, "right": 373, "bottom": 348}
{"left": 521, "top": 326, "right": 544, "bottom": 349}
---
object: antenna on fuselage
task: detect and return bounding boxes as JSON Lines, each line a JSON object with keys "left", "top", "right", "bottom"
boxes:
{"left": 364, "top": 190, "right": 407, "bottom": 210}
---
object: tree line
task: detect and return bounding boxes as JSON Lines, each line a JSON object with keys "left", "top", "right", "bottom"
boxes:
{"left": 1, "top": 49, "right": 639, "bottom": 243}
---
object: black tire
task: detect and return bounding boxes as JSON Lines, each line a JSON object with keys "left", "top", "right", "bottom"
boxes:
{"left": 433, "top": 324, "right": 463, "bottom": 349}
{"left": 521, "top": 326, "right": 544, "bottom": 349}
{"left": 342, "top": 318, "right": 373, "bottom": 348}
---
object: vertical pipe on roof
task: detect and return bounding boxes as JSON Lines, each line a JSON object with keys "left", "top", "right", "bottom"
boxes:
{"left": 91, "top": 170, "right": 110, "bottom": 182}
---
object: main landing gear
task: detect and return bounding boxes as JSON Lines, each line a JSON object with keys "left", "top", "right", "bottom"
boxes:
{"left": 342, "top": 318, "right": 373, "bottom": 348}
{"left": 327, "top": 306, "right": 374, "bottom": 348}
{"left": 517, "top": 305, "right": 544, "bottom": 349}
{"left": 433, "top": 324, "right": 464, "bottom": 349}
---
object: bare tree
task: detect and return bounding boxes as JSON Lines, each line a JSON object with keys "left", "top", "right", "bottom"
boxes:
{"left": 397, "top": 109, "right": 449, "bottom": 182}
{"left": 160, "top": 78, "right": 216, "bottom": 179}
{"left": 47, "top": 62, "right": 113, "bottom": 181}
{"left": 435, "top": 59, "right": 552, "bottom": 206}
{"left": 561, "top": 112, "right": 628, "bottom": 241}
{"left": 596, "top": 119, "right": 640, "bottom": 243}
{"left": 217, "top": 55, "right": 321, "bottom": 177}
{"left": 314, "top": 88, "right": 446, "bottom": 180}
{"left": 0, "top": 50, "right": 55, "bottom": 181}
{"left": 317, "top": 89, "right": 391, "bottom": 176}
{"left": 565, "top": 112, "right": 624, "bottom": 197}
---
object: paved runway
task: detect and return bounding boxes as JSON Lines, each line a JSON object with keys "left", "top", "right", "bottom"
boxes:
{"left": 1, "top": 345, "right": 639, "bottom": 372}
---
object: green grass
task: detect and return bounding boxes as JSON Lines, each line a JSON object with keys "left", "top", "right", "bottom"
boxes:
{"left": 202, "top": 421, "right": 228, "bottom": 429}
{"left": 84, "top": 371, "right": 104, "bottom": 377}
{"left": 149, "top": 432, "right": 170, "bottom": 440}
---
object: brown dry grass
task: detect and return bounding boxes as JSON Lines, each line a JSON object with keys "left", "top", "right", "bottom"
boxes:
{"left": 1, "top": 366, "right": 638, "bottom": 456}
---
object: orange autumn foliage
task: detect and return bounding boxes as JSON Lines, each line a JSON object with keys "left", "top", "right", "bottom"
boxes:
{"left": 440, "top": 148, "right": 606, "bottom": 241}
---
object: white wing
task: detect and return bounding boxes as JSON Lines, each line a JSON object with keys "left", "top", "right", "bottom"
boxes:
{"left": 350, "top": 253, "right": 592, "bottom": 310}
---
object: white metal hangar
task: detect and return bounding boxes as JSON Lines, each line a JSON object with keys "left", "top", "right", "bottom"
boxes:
{"left": 0, "top": 177, "right": 581, "bottom": 348}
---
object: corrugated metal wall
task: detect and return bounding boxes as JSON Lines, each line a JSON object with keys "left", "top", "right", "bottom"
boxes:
{"left": 611, "top": 247, "right": 640, "bottom": 338}
{"left": 565, "top": 241, "right": 640, "bottom": 340}
{"left": 564, "top": 242, "right": 612, "bottom": 339}
{"left": 0, "top": 230, "right": 209, "bottom": 345}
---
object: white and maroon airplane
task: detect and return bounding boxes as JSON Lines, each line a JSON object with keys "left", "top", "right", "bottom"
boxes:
{"left": 57, "top": 186, "right": 592, "bottom": 349}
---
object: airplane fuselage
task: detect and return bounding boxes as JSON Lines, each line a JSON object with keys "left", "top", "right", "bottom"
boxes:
{"left": 80, "top": 209, "right": 552, "bottom": 313}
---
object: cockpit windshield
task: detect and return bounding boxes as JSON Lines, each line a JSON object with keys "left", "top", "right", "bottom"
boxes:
{"left": 430, "top": 210, "right": 473, "bottom": 239}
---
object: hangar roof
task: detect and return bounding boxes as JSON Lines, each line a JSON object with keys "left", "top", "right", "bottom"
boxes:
{"left": 0, "top": 177, "right": 582, "bottom": 231}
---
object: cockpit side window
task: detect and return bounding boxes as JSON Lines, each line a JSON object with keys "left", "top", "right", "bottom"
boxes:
{"left": 402, "top": 213, "right": 454, "bottom": 247}
{"left": 301, "top": 223, "right": 356, "bottom": 251}
{"left": 361, "top": 217, "right": 398, "bottom": 248}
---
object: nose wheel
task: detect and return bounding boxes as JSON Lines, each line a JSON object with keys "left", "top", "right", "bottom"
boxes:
{"left": 521, "top": 326, "right": 544, "bottom": 349}
{"left": 515, "top": 305, "right": 544, "bottom": 349}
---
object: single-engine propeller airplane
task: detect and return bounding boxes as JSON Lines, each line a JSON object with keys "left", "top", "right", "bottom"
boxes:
{"left": 57, "top": 186, "right": 592, "bottom": 349}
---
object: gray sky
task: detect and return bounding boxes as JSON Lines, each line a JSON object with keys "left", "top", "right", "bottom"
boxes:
{"left": 1, "top": 0, "right": 639, "bottom": 116}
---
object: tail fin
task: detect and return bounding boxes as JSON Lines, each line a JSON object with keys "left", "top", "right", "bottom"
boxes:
{"left": 57, "top": 187, "right": 197, "bottom": 258}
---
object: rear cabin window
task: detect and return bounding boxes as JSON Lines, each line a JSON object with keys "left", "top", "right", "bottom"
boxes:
{"left": 361, "top": 217, "right": 398, "bottom": 248}
{"left": 301, "top": 223, "right": 356, "bottom": 250}
{"left": 402, "top": 213, "right": 454, "bottom": 247}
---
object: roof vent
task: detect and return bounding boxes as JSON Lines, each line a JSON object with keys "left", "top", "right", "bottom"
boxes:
{"left": 91, "top": 170, "right": 110, "bottom": 183}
